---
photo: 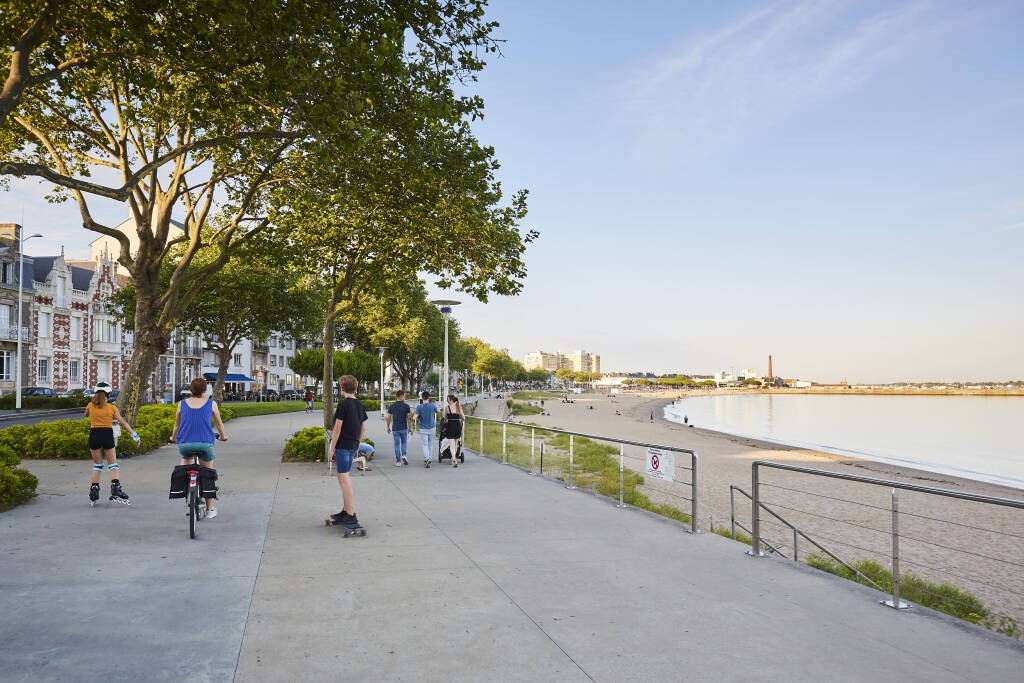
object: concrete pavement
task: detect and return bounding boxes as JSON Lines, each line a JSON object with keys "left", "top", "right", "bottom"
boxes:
{"left": 2, "top": 409, "right": 1022, "bottom": 682}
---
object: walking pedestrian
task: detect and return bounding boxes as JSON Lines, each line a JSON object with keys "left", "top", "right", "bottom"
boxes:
{"left": 442, "top": 394, "right": 465, "bottom": 468}
{"left": 386, "top": 390, "right": 412, "bottom": 466}
{"left": 304, "top": 388, "right": 314, "bottom": 413}
{"left": 413, "top": 390, "right": 441, "bottom": 468}
{"left": 328, "top": 375, "right": 367, "bottom": 528}
{"left": 84, "top": 382, "right": 140, "bottom": 505}
{"left": 170, "top": 377, "right": 228, "bottom": 517}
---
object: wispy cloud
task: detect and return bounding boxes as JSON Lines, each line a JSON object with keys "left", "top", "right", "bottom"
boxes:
{"left": 619, "top": 0, "right": 949, "bottom": 165}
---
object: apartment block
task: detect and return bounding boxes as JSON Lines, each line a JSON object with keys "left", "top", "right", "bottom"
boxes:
{"left": 523, "top": 349, "right": 601, "bottom": 374}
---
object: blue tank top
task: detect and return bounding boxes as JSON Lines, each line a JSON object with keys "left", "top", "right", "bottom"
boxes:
{"left": 178, "top": 399, "right": 215, "bottom": 443}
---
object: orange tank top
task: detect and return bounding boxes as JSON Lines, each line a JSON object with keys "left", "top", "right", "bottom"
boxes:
{"left": 86, "top": 402, "right": 119, "bottom": 428}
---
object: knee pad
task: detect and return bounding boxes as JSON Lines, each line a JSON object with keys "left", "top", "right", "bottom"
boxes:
{"left": 93, "top": 463, "right": 104, "bottom": 472}
{"left": 107, "top": 463, "right": 119, "bottom": 472}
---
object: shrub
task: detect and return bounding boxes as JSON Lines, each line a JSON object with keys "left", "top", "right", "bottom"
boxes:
{"left": 0, "top": 464, "right": 38, "bottom": 510}
{"left": 0, "top": 443, "right": 19, "bottom": 468}
{"left": 283, "top": 426, "right": 327, "bottom": 462}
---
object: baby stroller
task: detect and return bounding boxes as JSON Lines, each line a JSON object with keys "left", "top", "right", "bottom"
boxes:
{"left": 437, "top": 413, "right": 465, "bottom": 464}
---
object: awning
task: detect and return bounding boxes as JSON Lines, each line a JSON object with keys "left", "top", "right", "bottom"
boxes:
{"left": 203, "top": 373, "right": 256, "bottom": 382}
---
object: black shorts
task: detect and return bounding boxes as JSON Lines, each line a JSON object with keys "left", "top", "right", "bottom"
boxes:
{"left": 89, "top": 427, "right": 116, "bottom": 450}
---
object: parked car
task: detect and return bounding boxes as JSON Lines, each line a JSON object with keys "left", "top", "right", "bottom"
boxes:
{"left": 247, "top": 389, "right": 279, "bottom": 401}
{"left": 280, "top": 389, "right": 301, "bottom": 400}
{"left": 22, "top": 387, "right": 57, "bottom": 398}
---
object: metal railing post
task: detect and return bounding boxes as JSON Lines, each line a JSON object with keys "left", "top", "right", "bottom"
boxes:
{"left": 749, "top": 463, "right": 763, "bottom": 556}
{"left": 566, "top": 434, "right": 576, "bottom": 489}
{"left": 793, "top": 529, "right": 799, "bottom": 562}
{"left": 539, "top": 441, "right": 544, "bottom": 474}
{"left": 530, "top": 428, "right": 536, "bottom": 475}
{"left": 884, "top": 488, "right": 909, "bottom": 609}
{"left": 502, "top": 423, "right": 507, "bottom": 464}
{"left": 691, "top": 452, "right": 698, "bottom": 533}
{"left": 730, "top": 486, "right": 736, "bottom": 539}
{"left": 615, "top": 444, "right": 627, "bottom": 508}
{"left": 479, "top": 419, "right": 483, "bottom": 455}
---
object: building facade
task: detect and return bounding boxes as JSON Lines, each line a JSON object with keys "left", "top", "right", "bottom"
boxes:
{"left": 523, "top": 349, "right": 601, "bottom": 374}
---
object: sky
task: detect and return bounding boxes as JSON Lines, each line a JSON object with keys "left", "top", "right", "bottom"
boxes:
{"left": 4, "top": 0, "right": 1023, "bottom": 384}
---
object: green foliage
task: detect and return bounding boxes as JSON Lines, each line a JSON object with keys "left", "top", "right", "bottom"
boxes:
{"left": 0, "top": 464, "right": 38, "bottom": 511}
{"left": 508, "top": 401, "right": 542, "bottom": 416}
{"left": 804, "top": 555, "right": 1020, "bottom": 637}
{"left": 282, "top": 426, "right": 327, "bottom": 463}
{"left": 0, "top": 396, "right": 90, "bottom": 410}
{"left": 511, "top": 391, "right": 561, "bottom": 401}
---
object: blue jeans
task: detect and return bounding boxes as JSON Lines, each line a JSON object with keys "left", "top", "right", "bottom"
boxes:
{"left": 392, "top": 429, "right": 408, "bottom": 461}
{"left": 419, "top": 428, "right": 435, "bottom": 461}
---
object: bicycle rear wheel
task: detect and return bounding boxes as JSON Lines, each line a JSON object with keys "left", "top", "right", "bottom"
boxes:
{"left": 188, "top": 486, "right": 198, "bottom": 539}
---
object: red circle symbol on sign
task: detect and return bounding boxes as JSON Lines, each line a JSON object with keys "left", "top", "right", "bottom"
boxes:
{"left": 651, "top": 454, "right": 660, "bottom": 470}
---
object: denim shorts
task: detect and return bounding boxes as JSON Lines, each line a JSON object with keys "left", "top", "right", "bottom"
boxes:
{"left": 334, "top": 447, "right": 355, "bottom": 474}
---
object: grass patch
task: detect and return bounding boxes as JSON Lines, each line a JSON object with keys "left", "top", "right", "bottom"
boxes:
{"left": 464, "top": 416, "right": 692, "bottom": 527}
{"left": 508, "top": 400, "right": 542, "bottom": 416}
{"left": 510, "top": 391, "right": 562, "bottom": 401}
{"left": 805, "top": 554, "right": 1019, "bottom": 638}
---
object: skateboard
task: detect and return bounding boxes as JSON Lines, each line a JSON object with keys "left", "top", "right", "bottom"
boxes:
{"left": 324, "top": 519, "right": 367, "bottom": 537}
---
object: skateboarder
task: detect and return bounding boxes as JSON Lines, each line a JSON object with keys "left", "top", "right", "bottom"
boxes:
{"left": 327, "top": 375, "right": 367, "bottom": 529}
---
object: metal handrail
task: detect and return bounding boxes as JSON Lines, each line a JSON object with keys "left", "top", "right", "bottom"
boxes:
{"left": 465, "top": 414, "right": 698, "bottom": 533}
{"left": 731, "top": 485, "right": 882, "bottom": 590}
{"left": 751, "top": 460, "right": 1024, "bottom": 610}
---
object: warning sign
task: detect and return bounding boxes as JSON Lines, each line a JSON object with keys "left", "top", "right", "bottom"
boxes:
{"left": 645, "top": 447, "right": 674, "bottom": 482}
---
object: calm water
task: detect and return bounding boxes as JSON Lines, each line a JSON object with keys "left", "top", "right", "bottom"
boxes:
{"left": 663, "top": 394, "right": 1024, "bottom": 491}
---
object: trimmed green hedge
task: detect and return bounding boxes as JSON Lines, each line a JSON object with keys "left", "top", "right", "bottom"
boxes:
{"left": 282, "top": 426, "right": 375, "bottom": 463}
{"left": 0, "top": 395, "right": 90, "bottom": 410}
{"left": 0, "top": 443, "right": 38, "bottom": 510}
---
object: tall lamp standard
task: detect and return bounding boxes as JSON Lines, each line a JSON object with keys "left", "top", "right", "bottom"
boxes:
{"left": 15, "top": 231, "right": 43, "bottom": 412}
{"left": 378, "top": 347, "right": 387, "bottom": 419}
{"left": 429, "top": 299, "right": 460, "bottom": 401}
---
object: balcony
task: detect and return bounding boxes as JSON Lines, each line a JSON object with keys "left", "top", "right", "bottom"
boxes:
{"left": 0, "top": 325, "right": 29, "bottom": 342}
{"left": 91, "top": 340, "right": 122, "bottom": 355}
{"left": 251, "top": 341, "right": 269, "bottom": 353}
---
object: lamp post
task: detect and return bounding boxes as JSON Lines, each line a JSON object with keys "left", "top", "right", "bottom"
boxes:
{"left": 378, "top": 347, "right": 387, "bottom": 419}
{"left": 15, "top": 231, "right": 43, "bottom": 412}
{"left": 429, "top": 299, "right": 460, "bottom": 401}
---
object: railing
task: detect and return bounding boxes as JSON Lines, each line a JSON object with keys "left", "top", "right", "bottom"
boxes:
{"left": 464, "top": 415, "right": 698, "bottom": 533}
{"left": 0, "top": 324, "right": 29, "bottom": 341}
{"left": 746, "top": 460, "right": 1024, "bottom": 634}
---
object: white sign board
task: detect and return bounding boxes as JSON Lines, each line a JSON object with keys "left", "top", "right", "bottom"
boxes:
{"left": 645, "top": 447, "right": 674, "bottom": 482}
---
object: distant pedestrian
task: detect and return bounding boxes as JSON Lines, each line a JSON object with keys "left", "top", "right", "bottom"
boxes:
{"left": 442, "top": 394, "right": 465, "bottom": 468}
{"left": 413, "top": 390, "right": 441, "bottom": 468}
{"left": 387, "top": 390, "right": 412, "bottom": 466}
{"left": 84, "top": 382, "right": 140, "bottom": 505}
{"left": 684, "top": 415, "right": 688, "bottom": 425}
{"left": 650, "top": 411, "right": 654, "bottom": 422}
{"left": 304, "top": 388, "right": 314, "bottom": 413}
{"left": 328, "top": 375, "right": 368, "bottom": 529}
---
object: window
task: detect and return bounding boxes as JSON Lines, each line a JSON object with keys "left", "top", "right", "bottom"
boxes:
{"left": 56, "top": 277, "right": 67, "bottom": 307}
{"left": 269, "top": 337, "right": 277, "bottom": 348}
{"left": 279, "top": 355, "right": 286, "bottom": 368}
{"left": 70, "top": 316, "right": 82, "bottom": 341}
{"left": 107, "top": 321, "right": 118, "bottom": 343}
{"left": 0, "top": 350, "right": 11, "bottom": 381}
{"left": 38, "top": 358, "right": 50, "bottom": 382}
{"left": 0, "top": 261, "right": 13, "bottom": 284}
{"left": 233, "top": 353, "right": 242, "bottom": 367}
{"left": 69, "top": 360, "right": 80, "bottom": 384}
{"left": 0, "top": 304, "right": 10, "bottom": 332}
{"left": 39, "top": 311, "right": 51, "bottom": 338}
{"left": 96, "top": 360, "right": 110, "bottom": 383}
{"left": 269, "top": 356, "right": 276, "bottom": 366}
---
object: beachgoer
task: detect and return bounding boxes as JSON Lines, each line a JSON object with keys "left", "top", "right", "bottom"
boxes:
{"left": 442, "top": 394, "right": 465, "bottom": 468}
{"left": 683, "top": 415, "right": 688, "bottom": 425}
{"left": 413, "top": 390, "right": 441, "bottom": 468}
{"left": 170, "top": 377, "right": 228, "bottom": 517}
{"left": 304, "top": 388, "right": 314, "bottom": 413}
{"left": 84, "top": 382, "right": 140, "bottom": 505}
{"left": 328, "top": 375, "right": 368, "bottom": 527}
{"left": 386, "top": 390, "right": 412, "bottom": 466}
{"left": 650, "top": 411, "right": 654, "bottom": 422}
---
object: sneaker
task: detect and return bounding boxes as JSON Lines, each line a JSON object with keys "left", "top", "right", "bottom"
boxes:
{"left": 401, "top": 456, "right": 409, "bottom": 466}
{"left": 424, "top": 460, "right": 431, "bottom": 468}
{"left": 342, "top": 513, "right": 360, "bottom": 529}
{"left": 206, "top": 507, "right": 218, "bottom": 519}
{"left": 331, "top": 510, "right": 353, "bottom": 522}
{"left": 452, "top": 459, "right": 458, "bottom": 468}
{"left": 394, "top": 460, "right": 403, "bottom": 466}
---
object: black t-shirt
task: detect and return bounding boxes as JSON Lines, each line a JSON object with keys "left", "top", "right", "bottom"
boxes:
{"left": 333, "top": 396, "right": 368, "bottom": 450}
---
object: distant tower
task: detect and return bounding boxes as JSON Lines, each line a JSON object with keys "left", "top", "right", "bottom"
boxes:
{"left": 768, "top": 355, "right": 773, "bottom": 383}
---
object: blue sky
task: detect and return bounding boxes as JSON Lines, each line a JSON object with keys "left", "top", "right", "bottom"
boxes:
{"left": 5, "top": 0, "right": 1023, "bottom": 383}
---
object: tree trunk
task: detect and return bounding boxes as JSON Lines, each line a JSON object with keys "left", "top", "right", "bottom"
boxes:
{"left": 118, "top": 294, "right": 169, "bottom": 425}
{"left": 214, "top": 345, "right": 233, "bottom": 402}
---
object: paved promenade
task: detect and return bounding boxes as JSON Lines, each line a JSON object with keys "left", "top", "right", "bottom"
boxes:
{"left": 2, "top": 408, "right": 1022, "bottom": 682}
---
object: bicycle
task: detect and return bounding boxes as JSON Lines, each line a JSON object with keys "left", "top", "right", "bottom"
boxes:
{"left": 176, "top": 436, "right": 223, "bottom": 539}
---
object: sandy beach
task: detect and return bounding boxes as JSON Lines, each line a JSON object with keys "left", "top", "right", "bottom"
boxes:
{"left": 492, "top": 390, "right": 1024, "bottom": 631}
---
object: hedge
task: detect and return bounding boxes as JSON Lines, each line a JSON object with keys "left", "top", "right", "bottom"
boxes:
{"left": 0, "top": 443, "right": 38, "bottom": 510}
{"left": 282, "top": 426, "right": 375, "bottom": 463}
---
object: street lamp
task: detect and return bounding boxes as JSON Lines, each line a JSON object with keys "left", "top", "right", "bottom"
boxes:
{"left": 378, "top": 347, "right": 387, "bottom": 419}
{"left": 15, "top": 231, "right": 43, "bottom": 412}
{"left": 429, "top": 299, "right": 460, "bottom": 401}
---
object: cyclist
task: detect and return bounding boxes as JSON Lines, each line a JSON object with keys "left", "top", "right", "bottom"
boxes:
{"left": 85, "top": 382, "right": 140, "bottom": 505}
{"left": 170, "top": 377, "right": 228, "bottom": 518}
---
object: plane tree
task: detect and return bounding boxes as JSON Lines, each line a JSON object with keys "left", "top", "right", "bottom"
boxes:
{"left": 0, "top": 0, "right": 507, "bottom": 423}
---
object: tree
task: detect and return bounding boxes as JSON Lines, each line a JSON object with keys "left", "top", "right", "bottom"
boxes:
{"left": 2, "top": 1, "right": 510, "bottom": 424}
{"left": 289, "top": 348, "right": 324, "bottom": 395}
